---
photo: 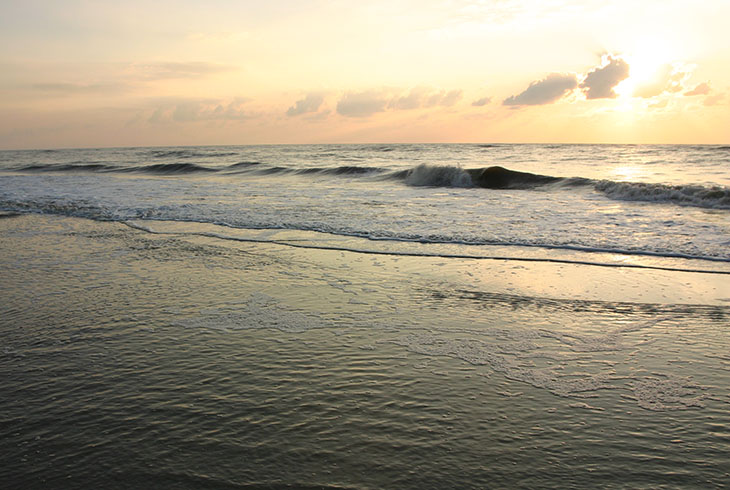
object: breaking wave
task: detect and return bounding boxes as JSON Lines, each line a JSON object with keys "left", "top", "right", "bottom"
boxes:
{"left": 400, "top": 164, "right": 473, "bottom": 187}
{"left": 392, "top": 164, "right": 730, "bottom": 209}
{"left": 594, "top": 180, "right": 730, "bottom": 209}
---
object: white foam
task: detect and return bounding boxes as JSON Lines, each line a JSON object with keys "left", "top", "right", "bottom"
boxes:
{"left": 403, "top": 164, "right": 473, "bottom": 187}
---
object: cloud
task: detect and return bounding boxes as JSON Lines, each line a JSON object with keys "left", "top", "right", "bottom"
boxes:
{"left": 633, "top": 64, "right": 692, "bottom": 98}
{"left": 704, "top": 93, "right": 725, "bottom": 106}
{"left": 337, "top": 87, "right": 463, "bottom": 117}
{"left": 471, "top": 97, "right": 492, "bottom": 107}
{"left": 148, "top": 97, "right": 251, "bottom": 123}
{"left": 580, "top": 55, "right": 629, "bottom": 99}
{"left": 337, "top": 91, "right": 389, "bottom": 117}
{"left": 436, "top": 89, "right": 463, "bottom": 106}
{"left": 685, "top": 82, "right": 711, "bottom": 96}
{"left": 390, "top": 87, "right": 430, "bottom": 110}
{"left": 286, "top": 93, "right": 324, "bottom": 116}
{"left": 133, "top": 62, "right": 232, "bottom": 80}
{"left": 503, "top": 73, "right": 578, "bottom": 106}
{"left": 389, "top": 87, "right": 463, "bottom": 110}
{"left": 26, "top": 82, "right": 130, "bottom": 96}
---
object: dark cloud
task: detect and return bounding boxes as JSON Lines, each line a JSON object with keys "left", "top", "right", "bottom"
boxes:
{"left": 503, "top": 73, "right": 578, "bottom": 106}
{"left": 286, "top": 93, "right": 324, "bottom": 116}
{"left": 685, "top": 82, "right": 711, "bottom": 96}
{"left": 471, "top": 97, "right": 492, "bottom": 107}
{"left": 580, "top": 56, "right": 629, "bottom": 99}
{"left": 336, "top": 91, "right": 389, "bottom": 117}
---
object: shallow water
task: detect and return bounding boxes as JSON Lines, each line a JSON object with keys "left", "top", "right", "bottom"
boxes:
{"left": 1, "top": 143, "right": 729, "bottom": 261}
{"left": 2, "top": 215, "right": 729, "bottom": 489}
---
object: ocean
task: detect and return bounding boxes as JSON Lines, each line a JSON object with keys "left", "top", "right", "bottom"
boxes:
{"left": 1, "top": 143, "right": 729, "bottom": 488}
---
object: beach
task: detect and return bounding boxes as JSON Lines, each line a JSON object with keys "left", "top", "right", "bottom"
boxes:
{"left": 5, "top": 0, "right": 730, "bottom": 486}
{"left": 2, "top": 212, "right": 729, "bottom": 488}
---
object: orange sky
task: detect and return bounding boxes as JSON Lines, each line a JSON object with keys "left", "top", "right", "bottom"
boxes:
{"left": 1, "top": 0, "right": 728, "bottom": 149}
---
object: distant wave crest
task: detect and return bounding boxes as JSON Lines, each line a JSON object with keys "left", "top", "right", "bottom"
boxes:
{"left": 145, "top": 149, "right": 239, "bottom": 159}
{"left": 129, "top": 163, "right": 218, "bottom": 174}
{"left": 595, "top": 180, "right": 730, "bottom": 209}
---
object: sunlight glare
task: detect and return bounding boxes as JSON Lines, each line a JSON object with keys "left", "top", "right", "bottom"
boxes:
{"left": 615, "top": 37, "right": 675, "bottom": 98}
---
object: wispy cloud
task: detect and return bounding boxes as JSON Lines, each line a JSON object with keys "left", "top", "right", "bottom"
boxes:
{"left": 389, "top": 87, "right": 462, "bottom": 110}
{"left": 704, "top": 93, "right": 725, "bottom": 106}
{"left": 685, "top": 82, "right": 711, "bottom": 96}
{"left": 25, "top": 82, "right": 131, "bottom": 96}
{"left": 633, "top": 63, "right": 692, "bottom": 98}
{"left": 131, "top": 62, "right": 233, "bottom": 81}
{"left": 336, "top": 87, "right": 464, "bottom": 117}
{"left": 503, "top": 73, "right": 578, "bottom": 106}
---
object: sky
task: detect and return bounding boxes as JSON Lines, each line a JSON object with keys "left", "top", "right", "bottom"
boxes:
{"left": 1, "top": 0, "right": 729, "bottom": 149}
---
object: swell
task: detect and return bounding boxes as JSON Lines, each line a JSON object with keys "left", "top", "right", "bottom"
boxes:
{"left": 18, "top": 163, "right": 116, "bottom": 173}
{"left": 123, "top": 163, "right": 218, "bottom": 174}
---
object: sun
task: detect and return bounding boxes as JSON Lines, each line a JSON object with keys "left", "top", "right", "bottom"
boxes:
{"left": 614, "top": 38, "right": 676, "bottom": 98}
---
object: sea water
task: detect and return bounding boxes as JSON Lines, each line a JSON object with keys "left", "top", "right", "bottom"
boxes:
{"left": 1, "top": 144, "right": 729, "bottom": 488}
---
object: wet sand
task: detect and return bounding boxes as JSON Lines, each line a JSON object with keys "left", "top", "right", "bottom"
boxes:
{"left": 2, "top": 214, "right": 730, "bottom": 489}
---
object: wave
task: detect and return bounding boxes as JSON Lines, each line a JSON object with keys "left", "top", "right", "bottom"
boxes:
{"left": 399, "top": 164, "right": 473, "bottom": 187}
{"left": 7, "top": 160, "right": 730, "bottom": 210}
{"left": 13, "top": 162, "right": 219, "bottom": 174}
{"left": 144, "top": 149, "right": 239, "bottom": 159}
{"left": 126, "top": 163, "right": 218, "bottom": 174}
{"left": 18, "top": 163, "right": 115, "bottom": 172}
{"left": 2, "top": 192, "right": 728, "bottom": 266}
{"left": 392, "top": 164, "right": 730, "bottom": 209}
{"left": 295, "top": 166, "right": 386, "bottom": 176}
{"left": 594, "top": 180, "right": 730, "bottom": 209}
{"left": 228, "top": 160, "right": 264, "bottom": 168}
{"left": 394, "top": 164, "right": 562, "bottom": 189}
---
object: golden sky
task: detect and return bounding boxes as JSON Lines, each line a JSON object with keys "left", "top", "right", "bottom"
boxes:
{"left": 1, "top": 0, "right": 728, "bottom": 148}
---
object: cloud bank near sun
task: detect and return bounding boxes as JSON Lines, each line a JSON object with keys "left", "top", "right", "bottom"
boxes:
{"left": 0, "top": 0, "right": 729, "bottom": 148}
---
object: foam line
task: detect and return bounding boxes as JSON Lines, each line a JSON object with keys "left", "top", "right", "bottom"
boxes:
{"left": 121, "top": 221, "right": 730, "bottom": 275}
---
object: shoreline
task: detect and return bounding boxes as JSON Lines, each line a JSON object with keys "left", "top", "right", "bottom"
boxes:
{"left": 4, "top": 212, "right": 726, "bottom": 306}
{"left": 3, "top": 212, "right": 730, "bottom": 488}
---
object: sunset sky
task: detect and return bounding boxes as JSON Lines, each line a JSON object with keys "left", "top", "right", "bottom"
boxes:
{"left": 1, "top": 0, "right": 729, "bottom": 149}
